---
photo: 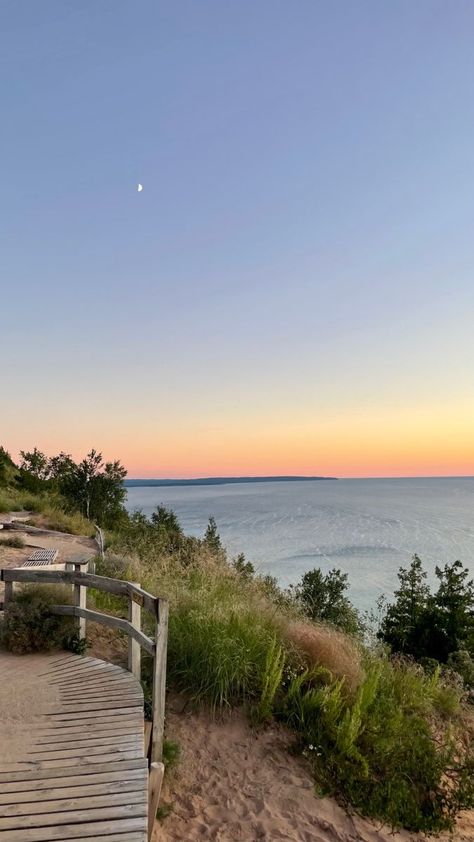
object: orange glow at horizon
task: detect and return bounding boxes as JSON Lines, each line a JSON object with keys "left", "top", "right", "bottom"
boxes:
{"left": 7, "top": 402, "right": 474, "bottom": 481}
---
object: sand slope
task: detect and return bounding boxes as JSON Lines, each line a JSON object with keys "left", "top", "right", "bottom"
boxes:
{"left": 155, "top": 704, "right": 473, "bottom": 842}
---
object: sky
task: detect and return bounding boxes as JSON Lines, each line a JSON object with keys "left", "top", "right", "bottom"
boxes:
{"left": 1, "top": 1, "right": 473, "bottom": 478}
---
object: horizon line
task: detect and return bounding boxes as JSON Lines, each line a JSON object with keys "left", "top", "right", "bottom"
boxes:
{"left": 125, "top": 473, "right": 474, "bottom": 482}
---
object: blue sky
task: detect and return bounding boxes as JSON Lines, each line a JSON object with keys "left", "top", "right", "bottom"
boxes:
{"left": 1, "top": 2, "right": 473, "bottom": 476}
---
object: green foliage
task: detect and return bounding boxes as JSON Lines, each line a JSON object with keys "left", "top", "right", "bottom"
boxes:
{"left": 253, "top": 637, "right": 285, "bottom": 723}
{"left": 0, "top": 446, "right": 16, "bottom": 487}
{"left": 379, "top": 556, "right": 474, "bottom": 668}
{"left": 292, "top": 567, "right": 361, "bottom": 635}
{"left": 448, "top": 650, "right": 474, "bottom": 691}
{"left": 232, "top": 553, "right": 255, "bottom": 579}
{"left": 162, "top": 738, "right": 180, "bottom": 770}
{"left": 279, "top": 656, "right": 472, "bottom": 832}
{"left": 0, "top": 535, "right": 25, "bottom": 548}
{"left": 58, "top": 449, "right": 127, "bottom": 527}
{"left": 168, "top": 595, "right": 277, "bottom": 709}
{"left": 63, "top": 632, "right": 88, "bottom": 655}
{"left": 204, "top": 516, "right": 222, "bottom": 552}
{"left": 379, "top": 554, "right": 430, "bottom": 657}
{"left": 0, "top": 585, "right": 74, "bottom": 654}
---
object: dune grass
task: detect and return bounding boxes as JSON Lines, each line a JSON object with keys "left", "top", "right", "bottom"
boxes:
{"left": 1, "top": 503, "right": 472, "bottom": 833}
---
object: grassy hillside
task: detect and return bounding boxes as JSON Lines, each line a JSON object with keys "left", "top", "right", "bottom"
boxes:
{"left": 1, "top": 447, "right": 473, "bottom": 833}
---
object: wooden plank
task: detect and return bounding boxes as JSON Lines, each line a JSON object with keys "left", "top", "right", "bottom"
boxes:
{"left": 48, "top": 696, "right": 143, "bottom": 716}
{"left": 31, "top": 731, "right": 140, "bottom": 748}
{"left": 0, "top": 767, "right": 146, "bottom": 794}
{"left": 150, "top": 599, "right": 168, "bottom": 763}
{"left": 73, "top": 562, "right": 87, "bottom": 639}
{"left": 0, "top": 817, "right": 147, "bottom": 840}
{"left": 0, "top": 776, "right": 145, "bottom": 804}
{"left": 1, "top": 790, "right": 146, "bottom": 817}
{"left": 128, "top": 582, "right": 141, "bottom": 680}
{"left": 50, "top": 606, "right": 155, "bottom": 655}
{"left": 1, "top": 569, "right": 158, "bottom": 616}
{"left": 0, "top": 803, "right": 146, "bottom": 830}
{"left": 0, "top": 758, "right": 147, "bottom": 783}
{"left": 46, "top": 707, "right": 143, "bottom": 722}
{"left": 35, "top": 731, "right": 141, "bottom": 747}
{"left": 147, "top": 761, "right": 164, "bottom": 842}
{"left": 25, "top": 740, "right": 142, "bottom": 761}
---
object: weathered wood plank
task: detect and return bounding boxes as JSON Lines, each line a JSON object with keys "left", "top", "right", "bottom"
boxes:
{"left": 0, "top": 756, "right": 147, "bottom": 783}
{"left": 0, "top": 767, "right": 146, "bottom": 794}
{"left": 0, "top": 803, "right": 146, "bottom": 830}
{"left": 51, "top": 606, "right": 155, "bottom": 655}
{"left": 1, "top": 569, "right": 158, "bottom": 616}
{"left": 0, "top": 817, "right": 147, "bottom": 840}
{"left": 1, "top": 790, "right": 146, "bottom": 817}
{"left": 0, "top": 778, "right": 145, "bottom": 805}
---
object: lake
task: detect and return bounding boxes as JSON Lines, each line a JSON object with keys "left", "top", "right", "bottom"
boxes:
{"left": 125, "top": 478, "right": 474, "bottom": 611}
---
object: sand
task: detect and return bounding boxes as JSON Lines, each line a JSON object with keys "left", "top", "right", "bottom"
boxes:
{"left": 154, "top": 703, "right": 474, "bottom": 842}
{"left": 0, "top": 653, "right": 60, "bottom": 764}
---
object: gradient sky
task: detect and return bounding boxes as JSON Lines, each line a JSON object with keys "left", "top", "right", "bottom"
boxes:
{"left": 1, "top": 1, "right": 473, "bottom": 478}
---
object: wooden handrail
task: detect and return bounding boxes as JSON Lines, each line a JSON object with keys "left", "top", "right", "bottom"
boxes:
{"left": 0, "top": 564, "right": 168, "bottom": 768}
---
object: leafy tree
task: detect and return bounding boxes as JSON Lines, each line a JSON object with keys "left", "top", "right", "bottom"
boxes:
{"left": 293, "top": 567, "right": 360, "bottom": 635}
{"left": 204, "top": 516, "right": 222, "bottom": 552}
{"left": 19, "top": 448, "right": 49, "bottom": 480}
{"left": 48, "top": 452, "right": 76, "bottom": 483}
{"left": 59, "top": 450, "right": 127, "bottom": 526}
{"left": 378, "top": 555, "right": 430, "bottom": 657}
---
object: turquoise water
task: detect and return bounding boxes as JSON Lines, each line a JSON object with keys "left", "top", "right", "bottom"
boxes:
{"left": 125, "top": 478, "right": 474, "bottom": 611}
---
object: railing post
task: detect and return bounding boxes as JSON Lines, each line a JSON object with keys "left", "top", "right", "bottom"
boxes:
{"left": 150, "top": 598, "right": 168, "bottom": 764}
{"left": 74, "top": 563, "right": 86, "bottom": 639}
{"left": 3, "top": 579, "right": 13, "bottom": 606}
{"left": 128, "top": 583, "right": 142, "bottom": 680}
{"left": 148, "top": 761, "right": 165, "bottom": 841}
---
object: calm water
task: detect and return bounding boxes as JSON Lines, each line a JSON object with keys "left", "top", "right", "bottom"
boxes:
{"left": 125, "top": 478, "right": 474, "bottom": 611}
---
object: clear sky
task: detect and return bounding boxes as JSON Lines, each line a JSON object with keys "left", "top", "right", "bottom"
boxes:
{"left": 1, "top": 1, "right": 473, "bottom": 478}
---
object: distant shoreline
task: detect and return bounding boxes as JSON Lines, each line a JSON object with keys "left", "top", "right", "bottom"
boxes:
{"left": 125, "top": 476, "right": 338, "bottom": 488}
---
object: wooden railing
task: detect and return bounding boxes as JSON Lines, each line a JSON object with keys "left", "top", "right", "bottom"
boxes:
{"left": 0, "top": 565, "right": 168, "bottom": 766}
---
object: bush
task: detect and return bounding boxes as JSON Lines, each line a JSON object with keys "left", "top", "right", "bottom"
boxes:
{"left": 292, "top": 567, "right": 361, "bottom": 635}
{"left": 448, "top": 650, "right": 474, "bottom": 691}
{"left": 278, "top": 655, "right": 472, "bottom": 832}
{"left": 0, "top": 585, "right": 74, "bottom": 654}
{"left": 0, "top": 535, "right": 25, "bottom": 548}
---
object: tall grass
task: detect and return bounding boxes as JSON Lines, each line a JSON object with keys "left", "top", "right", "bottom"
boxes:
{"left": 96, "top": 532, "right": 474, "bottom": 833}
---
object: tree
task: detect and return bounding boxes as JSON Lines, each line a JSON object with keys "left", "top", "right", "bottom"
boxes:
{"left": 19, "top": 448, "right": 49, "bottom": 480}
{"left": 58, "top": 450, "right": 127, "bottom": 526}
{"left": 293, "top": 567, "right": 360, "bottom": 635}
{"left": 378, "top": 555, "right": 431, "bottom": 657}
{"left": 204, "top": 516, "right": 222, "bottom": 552}
{"left": 151, "top": 506, "right": 183, "bottom": 552}
{"left": 0, "top": 446, "right": 14, "bottom": 486}
{"left": 48, "top": 452, "right": 76, "bottom": 483}
{"left": 232, "top": 552, "right": 255, "bottom": 579}
{"left": 432, "top": 561, "right": 474, "bottom": 660}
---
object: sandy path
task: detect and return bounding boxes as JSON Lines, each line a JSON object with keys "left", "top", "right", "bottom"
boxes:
{"left": 0, "top": 653, "right": 60, "bottom": 764}
{"left": 155, "top": 705, "right": 473, "bottom": 842}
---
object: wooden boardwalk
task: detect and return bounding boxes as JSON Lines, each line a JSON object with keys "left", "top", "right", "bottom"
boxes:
{"left": 0, "top": 652, "right": 148, "bottom": 841}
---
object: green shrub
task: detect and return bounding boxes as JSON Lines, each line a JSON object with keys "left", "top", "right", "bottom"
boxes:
{"left": 0, "top": 535, "right": 25, "bottom": 548}
{"left": 278, "top": 655, "right": 472, "bottom": 832}
{"left": 0, "top": 585, "right": 74, "bottom": 654}
{"left": 448, "top": 649, "right": 474, "bottom": 691}
{"left": 253, "top": 637, "right": 285, "bottom": 723}
{"left": 0, "top": 492, "right": 21, "bottom": 513}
